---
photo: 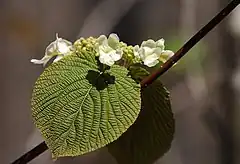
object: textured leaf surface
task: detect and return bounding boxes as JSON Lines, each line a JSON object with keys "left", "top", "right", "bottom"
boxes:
{"left": 128, "top": 65, "right": 150, "bottom": 83}
{"left": 108, "top": 81, "right": 174, "bottom": 164}
{"left": 31, "top": 51, "right": 141, "bottom": 158}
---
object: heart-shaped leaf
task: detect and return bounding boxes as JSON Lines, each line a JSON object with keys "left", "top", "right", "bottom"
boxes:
{"left": 108, "top": 80, "right": 174, "bottom": 164}
{"left": 31, "top": 50, "right": 141, "bottom": 158}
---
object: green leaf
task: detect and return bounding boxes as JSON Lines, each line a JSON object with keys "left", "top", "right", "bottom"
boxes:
{"left": 128, "top": 65, "right": 150, "bottom": 83}
{"left": 108, "top": 81, "right": 174, "bottom": 164}
{"left": 31, "top": 50, "right": 141, "bottom": 158}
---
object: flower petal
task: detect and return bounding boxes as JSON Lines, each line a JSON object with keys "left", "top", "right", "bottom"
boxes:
{"left": 31, "top": 34, "right": 72, "bottom": 66}
{"left": 133, "top": 45, "right": 140, "bottom": 57}
{"left": 45, "top": 41, "right": 57, "bottom": 56}
{"left": 144, "top": 55, "right": 159, "bottom": 67}
{"left": 143, "top": 47, "right": 154, "bottom": 56}
{"left": 111, "top": 49, "right": 122, "bottom": 61}
{"left": 56, "top": 38, "right": 72, "bottom": 54}
{"left": 53, "top": 55, "right": 64, "bottom": 63}
{"left": 96, "top": 33, "right": 122, "bottom": 66}
{"left": 108, "top": 33, "right": 120, "bottom": 49}
{"left": 31, "top": 55, "right": 52, "bottom": 66}
{"left": 30, "top": 59, "right": 45, "bottom": 64}
{"left": 153, "top": 47, "right": 163, "bottom": 57}
{"left": 161, "top": 50, "right": 174, "bottom": 58}
{"left": 159, "top": 50, "right": 174, "bottom": 63}
{"left": 133, "top": 45, "right": 139, "bottom": 53}
{"left": 98, "top": 35, "right": 108, "bottom": 46}
{"left": 136, "top": 38, "right": 173, "bottom": 67}
{"left": 156, "top": 38, "right": 165, "bottom": 50}
{"left": 99, "top": 51, "right": 115, "bottom": 66}
{"left": 143, "top": 53, "right": 159, "bottom": 67}
{"left": 141, "top": 39, "right": 156, "bottom": 48}
{"left": 138, "top": 47, "right": 146, "bottom": 60}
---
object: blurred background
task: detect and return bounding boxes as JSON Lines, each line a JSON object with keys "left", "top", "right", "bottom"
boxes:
{"left": 1, "top": 0, "right": 240, "bottom": 163}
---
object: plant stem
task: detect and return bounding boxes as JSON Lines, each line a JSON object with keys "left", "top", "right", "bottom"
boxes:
{"left": 11, "top": 141, "right": 47, "bottom": 164}
{"left": 140, "top": 0, "right": 240, "bottom": 88}
{"left": 11, "top": 0, "right": 239, "bottom": 163}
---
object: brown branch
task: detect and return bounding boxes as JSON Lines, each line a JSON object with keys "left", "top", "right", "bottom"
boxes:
{"left": 141, "top": 0, "right": 240, "bottom": 87}
{"left": 11, "top": 141, "right": 47, "bottom": 164}
{"left": 11, "top": 0, "right": 239, "bottom": 163}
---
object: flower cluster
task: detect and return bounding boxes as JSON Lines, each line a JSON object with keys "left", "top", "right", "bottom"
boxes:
{"left": 94, "top": 34, "right": 174, "bottom": 67}
{"left": 95, "top": 34, "right": 123, "bottom": 66}
{"left": 31, "top": 33, "right": 174, "bottom": 68}
{"left": 133, "top": 39, "right": 173, "bottom": 67}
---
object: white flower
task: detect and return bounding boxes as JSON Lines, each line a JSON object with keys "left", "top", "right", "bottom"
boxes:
{"left": 133, "top": 39, "right": 163, "bottom": 67}
{"left": 133, "top": 38, "right": 174, "bottom": 67}
{"left": 96, "top": 33, "right": 123, "bottom": 66}
{"left": 31, "top": 34, "right": 72, "bottom": 66}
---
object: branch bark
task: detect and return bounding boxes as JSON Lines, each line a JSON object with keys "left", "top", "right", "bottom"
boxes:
{"left": 11, "top": 141, "right": 48, "bottom": 164}
{"left": 140, "top": 0, "right": 240, "bottom": 87}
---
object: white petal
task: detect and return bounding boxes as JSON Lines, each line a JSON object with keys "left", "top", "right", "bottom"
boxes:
{"left": 99, "top": 52, "right": 108, "bottom": 63}
{"left": 56, "top": 38, "right": 72, "bottom": 54}
{"left": 53, "top": 55, "right": 63, "bottom": 63}
{"left": 143, "top": 47, "right": 154, "bottom": 56}
{"left": 98, "top": 35, "right": 108, "bottom": 46}
{"left": 31, "top": 55, "right": 51, "bottom": 66}
{"left": 105, "top": 60, "right": 115, "bottom": 66}
{"left": 57, "top": 42, "right": 70, "bottom": 54}
{"left": 146, "top": 53, "right": 159, "bottom": 61}
{"left": 138, "top": 47, "right": 146, "bottom": 60}
{"left": 133, "top": 45, "right": 139, "bottom": 53}
{"left": 109, "top": 33, "right": 119, "bottom": 42}
{"left": 133, "top": 45, "right": 140, "bottom": 58}
{"left": 99, "top": 51, "right": 115, "bottom": 66}
{"left": 139, "top": 47, "right": 154, "bottom": 60}
{"left": 30, "top": 59, "right": 45, "bottom": 64}
{"left": 153, "top": 47, "right": 163, "bottom": 57}
{"left": 111, "top": 49, "right": 122, "bottom": 61}
{"left": 161, "top": 50, "right": 174, "bottom": 58}
{"left": 108, "top": 33, "right": 120, "bottom": 49}
{"left": 141, "top": 39, "right": 156, "bottom": 48}
{"left": 156, "top": 38, "right": 165, "bottom": 49}
{"left": 144, "top": 58, "right": 159, "bottom": 67}
{"left": 45, "top": 36, "right": 72, "bottom": 57}
{"left": 143, "top": 54, "right": 159, "bottom": 67}
{"left": 45, "top": 41, "right": 57, "bottom": 55}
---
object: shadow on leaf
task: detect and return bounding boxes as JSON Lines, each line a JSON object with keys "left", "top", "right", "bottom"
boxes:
{"left": 86, "top": 70, "right": 115, "bottom": 90}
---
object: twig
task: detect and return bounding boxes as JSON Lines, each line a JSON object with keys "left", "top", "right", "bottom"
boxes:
{"left": 140, "top": 0, "right": 240, "bottom": 87}
{"left": 11, "top": 0, "right": 240, "bottom": 163}
{"left": 11, "top": 141, "right": 47, "bottom": 164}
